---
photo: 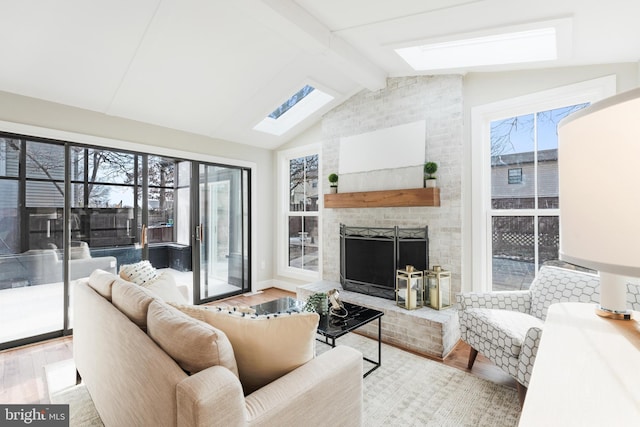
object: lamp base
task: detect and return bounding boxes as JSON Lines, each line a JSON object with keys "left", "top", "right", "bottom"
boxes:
{"left": 595, "top": 305, "right": 632, "bottom": 320}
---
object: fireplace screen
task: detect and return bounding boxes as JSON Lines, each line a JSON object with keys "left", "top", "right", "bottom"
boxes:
{"left": 340, "top": 225, "right": 428, "bottom": 300}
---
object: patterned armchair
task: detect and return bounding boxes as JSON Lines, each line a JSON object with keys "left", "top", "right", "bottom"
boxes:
{"left": 457, "top": 264, "right": 640, "bottom": 402}
{"left": 456, "top": 265, "right": 600, "bottom": 401}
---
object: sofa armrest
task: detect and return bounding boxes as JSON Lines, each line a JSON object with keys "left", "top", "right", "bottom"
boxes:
{"left": 517, "top": 326, "right": 544, "bottom": 388}
{"left": 245, "top": 345, "right": 363, "bottom": 427}
{"left": 456, "top": 290, "right": 531, "bottom": 313}
{"left": 177, "top": 365, "right": 246, "bottom": 427}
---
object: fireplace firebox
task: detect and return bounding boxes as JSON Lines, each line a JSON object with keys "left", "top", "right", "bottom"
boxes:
{"left": 340, "top": 224, "right": 429, "bottom": 300}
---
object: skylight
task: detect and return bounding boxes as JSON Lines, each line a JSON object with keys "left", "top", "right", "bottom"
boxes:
{"left": 395, "top": 28, "right": 558, "bottom": 71}
{"left": 254, "top": 85, "right": 334, "bottom": 136}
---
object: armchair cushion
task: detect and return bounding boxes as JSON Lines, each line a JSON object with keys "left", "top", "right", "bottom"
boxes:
{"left": 462, "top": 308, "right": 543, "bottom": 357}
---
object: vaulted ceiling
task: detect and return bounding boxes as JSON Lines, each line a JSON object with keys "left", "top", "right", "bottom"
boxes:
{"left": 0, "top": 0, "right": 638, "bottom": 149}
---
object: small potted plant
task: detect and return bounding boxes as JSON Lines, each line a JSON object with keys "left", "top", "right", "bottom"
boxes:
{"left": 304, "top": 292, "right": 328, "bottom": 315}
{"left": 328, "top": 173, "right": 339, "bottom": 193}
{"left": 424, "top": 162, "right": 438, "bottom": 188}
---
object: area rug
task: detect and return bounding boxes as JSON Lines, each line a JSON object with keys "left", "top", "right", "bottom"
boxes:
{"left": 50, "top": 384, "right": 104, "bottom": 427}
{"left": 45, "top": 335, "right": 520, "bottom": 426}
{"left": 45, "top": 360, "right": 103, "bottom": 427}
{"left": 318, "top": 333, "right": 521, "bottom": 427}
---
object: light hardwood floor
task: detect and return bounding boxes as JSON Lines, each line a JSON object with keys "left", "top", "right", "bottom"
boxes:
{"left": 0, "top": 288, "right": 515, "bottom": 404}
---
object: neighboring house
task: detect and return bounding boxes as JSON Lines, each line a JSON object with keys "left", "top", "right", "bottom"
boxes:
{"left": 491, "top": 149, "right": 558, "bottom": 209}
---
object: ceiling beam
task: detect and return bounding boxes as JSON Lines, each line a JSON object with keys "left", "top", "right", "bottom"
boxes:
{"left": 258, "top": 0, "right": 387, "bottom": 91}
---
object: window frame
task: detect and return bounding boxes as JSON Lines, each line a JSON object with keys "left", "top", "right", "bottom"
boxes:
{"left": 276, "top": 144, "right": 322, "bottom": 281}
{"left": 470, "top": 75, "right": 616, "bottom": 292}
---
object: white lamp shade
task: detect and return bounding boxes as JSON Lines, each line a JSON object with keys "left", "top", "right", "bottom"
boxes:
{"left": 558, "top": 88, "right": 640, "bottom": 278}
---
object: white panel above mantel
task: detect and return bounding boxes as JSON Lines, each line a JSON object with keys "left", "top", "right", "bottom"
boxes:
{"left": 338, "top": 120, "right": 426, "bottom": 174}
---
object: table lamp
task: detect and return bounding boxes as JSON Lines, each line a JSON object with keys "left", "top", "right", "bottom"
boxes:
{"left": 558, "top": 87, "right": 640, "bottom": 320}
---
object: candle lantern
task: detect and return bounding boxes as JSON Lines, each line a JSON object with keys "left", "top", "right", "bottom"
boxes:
{"left": 395, "top": 266, "right": 424, "bottom": 310}
{"left": 426, "top": 265, "right": 452, "bottom": 310}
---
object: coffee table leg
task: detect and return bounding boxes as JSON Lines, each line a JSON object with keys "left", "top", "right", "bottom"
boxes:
{"left": 362, "top": 317, "right": 382, "bottom": 378}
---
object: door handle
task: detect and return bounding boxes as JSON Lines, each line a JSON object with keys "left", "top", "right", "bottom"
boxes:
{"left": 196, "top": 224, "right": 204, "bottom": 242}
{"left": 141, "top": 224, "right": 147, "bottom": 247}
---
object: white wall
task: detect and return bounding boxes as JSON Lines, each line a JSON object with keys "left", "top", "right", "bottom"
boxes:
{"left": 461, "top": 62, "right": 640, "bottom": 291}
{"left": 0, "top": 90, "right": 275, "bottom": 288}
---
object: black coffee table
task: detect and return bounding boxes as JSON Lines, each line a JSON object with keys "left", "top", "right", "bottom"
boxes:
{"left": 252, "top": 297, "right": 383, "bottom": 377}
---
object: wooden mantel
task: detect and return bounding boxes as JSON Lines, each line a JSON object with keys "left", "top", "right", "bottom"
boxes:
{"left": 324, "top": 187, "right": 440, "bottom": 208}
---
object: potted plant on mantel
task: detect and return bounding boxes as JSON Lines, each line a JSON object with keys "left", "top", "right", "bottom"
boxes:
{"left": 328, "top": 173, "right": 339, "bottom": 194}
{"left": 423, "top": 162, "right": 438, "bottom": 188}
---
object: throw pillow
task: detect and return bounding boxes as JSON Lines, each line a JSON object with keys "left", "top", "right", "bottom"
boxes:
{"left": 172, "top": 304, "right": 319, "bottom": 395}
{"left": 167, "top": 302, "right": 208, "bottom": 322}
{"left": 147, "top": 300, "right": 239, "bottom": 377}
{"left": 119, "top": 260, "right": 158, "bottom": 285}
{"left": 141, "top": 271, "right": 188, "bottom": 305}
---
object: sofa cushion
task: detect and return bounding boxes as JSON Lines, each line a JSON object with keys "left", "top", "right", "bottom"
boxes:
{"left": 87, "top": 269, "right": 118, "bottom": 301}
{"left": 147, "top": 300, "right": 238, "bottom": 376}
{"left": 119, "top": 260, "right": 158, "bottom": 285}
{"left": 112, "top": 279, "right": 157, "bottom": 329}
{"left": 140, "top": 271, "right": 188, "bottom": 305}
{"left": 461, "top": 308, "right": 543, "bottom": 357}
{"left": 200, "top": 306, "right": 318, "bottom": 395}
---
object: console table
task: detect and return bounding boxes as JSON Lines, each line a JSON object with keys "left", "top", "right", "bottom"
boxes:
{"left": 519, "top": 302, "right": 640, "bottom": 425}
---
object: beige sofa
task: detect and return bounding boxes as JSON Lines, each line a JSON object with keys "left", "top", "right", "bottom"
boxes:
{"left": 74, "top": 270, "right": 363, "bottom": 427}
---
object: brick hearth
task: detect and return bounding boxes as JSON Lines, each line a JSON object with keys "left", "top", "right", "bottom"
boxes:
{"left": 297, "top": 280, "right": 460, "bottom": 359}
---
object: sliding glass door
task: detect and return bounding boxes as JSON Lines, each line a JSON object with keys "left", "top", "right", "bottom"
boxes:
{"left": 0, "top": 138, "right": 67, "bottom": 345}
{"left": 194, "top": 163, "right": 250, "bottom": 303}
{"left": 0, "top": 131, "right": 251, "bottom": 350}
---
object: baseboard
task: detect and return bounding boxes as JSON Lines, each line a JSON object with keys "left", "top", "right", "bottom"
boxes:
{"left": 255, "top": 279, "right": 299, "bottom": 293}
{"left": 254, "top": 279, "right": 275, "bottom": 292}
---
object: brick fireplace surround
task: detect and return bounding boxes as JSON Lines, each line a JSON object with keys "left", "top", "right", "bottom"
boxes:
{"left": 308, "top": 75, "right": 464, "bottom": 358}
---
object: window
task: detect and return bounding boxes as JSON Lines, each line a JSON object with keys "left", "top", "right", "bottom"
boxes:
{"left": 489, "top": 104, "right": 588, "bottom": 290}
{"left": 470, "top": 75, "right": 616, "bottom": 292}
{"left": 507, "top": 168, "right": 522, "bottom": 184}
{"left": 277, "top": 146, "right": 321, "bottom": 279}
